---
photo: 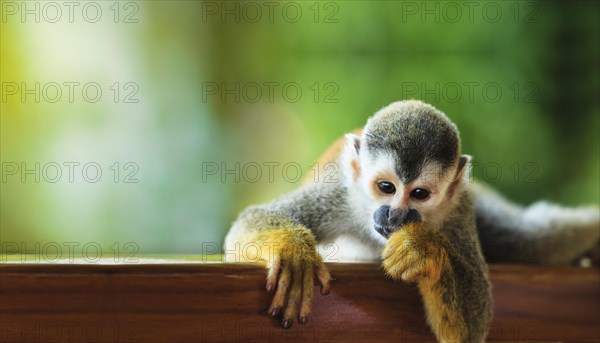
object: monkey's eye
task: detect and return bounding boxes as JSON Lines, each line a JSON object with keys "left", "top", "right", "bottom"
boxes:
{"left": 376, "top": 181, "right": 396, "bottom": 194}
{"left": 410, "top": 188, "right": 430, "bottom": 200}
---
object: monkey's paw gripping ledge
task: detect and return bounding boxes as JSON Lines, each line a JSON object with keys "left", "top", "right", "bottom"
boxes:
{"left": 0, "top": 261, "right": 598, "bottom": 343}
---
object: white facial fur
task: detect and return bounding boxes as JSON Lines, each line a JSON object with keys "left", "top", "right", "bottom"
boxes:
{"left": 342, "top": 135, "right": 467, "bottom": 231}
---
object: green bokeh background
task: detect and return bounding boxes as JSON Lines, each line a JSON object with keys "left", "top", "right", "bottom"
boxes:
{"left": 1, "top": 1, "right": 598, "bottom": 254}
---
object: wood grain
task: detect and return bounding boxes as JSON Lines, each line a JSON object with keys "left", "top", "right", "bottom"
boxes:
{"left": 0, "top": 263, "right": 598, "bottom": 342}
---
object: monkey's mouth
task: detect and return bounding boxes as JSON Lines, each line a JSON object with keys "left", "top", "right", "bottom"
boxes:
{"left": 374, "top": 224, "right": 394, "bottom": 239}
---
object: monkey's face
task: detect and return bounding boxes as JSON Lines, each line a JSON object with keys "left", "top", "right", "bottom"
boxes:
{"left": 341, "top": 100, "right": 468, "bottom": 240}
{"left": 359, "top": 152, "right": 465, "bottom": 239}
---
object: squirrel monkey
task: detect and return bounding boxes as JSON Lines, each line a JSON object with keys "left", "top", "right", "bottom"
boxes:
{"left": 224, "top": 100, "right": 600, "bottom": 342}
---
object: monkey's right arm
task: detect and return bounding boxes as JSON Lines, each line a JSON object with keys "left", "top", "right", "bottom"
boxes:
{"left": 224, "top": 181, "right": 349, "bottom": 328}
{"left": 382, "top": 221, "right": 492, "bottom": 343}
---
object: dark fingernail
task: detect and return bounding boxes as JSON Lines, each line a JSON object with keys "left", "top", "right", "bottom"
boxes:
{"left": 299, "top": 316, "right": 308, "bottom": 324}
{"left": 282, "top": 319, "right": 293, "bottom": 329}
{"left": 271, "top": 308, "right": 280, "bottom": 317}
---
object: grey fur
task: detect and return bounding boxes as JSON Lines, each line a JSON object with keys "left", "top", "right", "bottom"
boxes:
{"left": 224, "top": 100, "right": 599, "bottom": 343}
{"left": 441, "top": 189, "right": 491, "bottom": 342}
{"left": 472, "top": 182, "right": 600, "bottom": 264}
{"left": 365, "top": 101, "right": 459, "bottom": 183}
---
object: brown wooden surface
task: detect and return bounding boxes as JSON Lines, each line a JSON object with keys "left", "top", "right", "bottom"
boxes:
{"left": 0, "top": 263, "right": 598, "bottom": 343}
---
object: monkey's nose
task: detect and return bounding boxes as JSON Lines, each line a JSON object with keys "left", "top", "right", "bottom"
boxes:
{"left": 389, "top": 208, "right": 421, "bottom": 227}
{"left": 373, "top": 206, "right": 420, "bottom": 238}
{"left": 388, "top": 208, "right": 408, "bottom": 227}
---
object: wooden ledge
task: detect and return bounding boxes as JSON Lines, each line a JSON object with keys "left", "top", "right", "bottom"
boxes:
{"left": 0, "top": 263, "right": 598, "bottom": 342}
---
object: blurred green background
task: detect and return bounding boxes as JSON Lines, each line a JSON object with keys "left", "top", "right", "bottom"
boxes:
{"left": 1, "top": 1, "right": 598, "bottom": 255}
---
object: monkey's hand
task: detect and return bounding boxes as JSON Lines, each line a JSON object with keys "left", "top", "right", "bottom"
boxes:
{"left": 382, "top": 223, "right": 490, "bottom": 343}
{"left": 382, "top": 222, "right": 449, "bottom": 285}
{"left": 257, "top": 223, "right": 332, "bottom": 328}
{"left": 382, "top": 224, "right": 461, "bottom": 342}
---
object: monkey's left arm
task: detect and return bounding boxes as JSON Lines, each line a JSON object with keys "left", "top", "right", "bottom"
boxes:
{"left": 382, "top": 220, "right": 492, "bottom": 343}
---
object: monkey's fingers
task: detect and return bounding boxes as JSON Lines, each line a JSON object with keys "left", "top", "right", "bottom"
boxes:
{"left": 299, "top": 266, "right": 314, "bottom": 324}
{"left": 266, "top": 256, "right": 281, "bottom": 293}
{"left": 315, "top": 256, "right": 332, "bottom": 295}
{"left": 382, "top": 243, "right": 410, "bottom": 267}
{"left": 399, "top": 264, "right": 427, "bottom": 282}
{"left": 282, "top": 264, "right": 303, "bottom": 329}
{"left": 268, "top": 263, "right": 291, "bottom": 318}
{"left": 382, "top": 231, "right": 410, "bottom": 261}
{"left": 382, "top": 259, "right": 407, "bottom": 280}
{"left": 382, "top": 242, "right": 416, "bottom": 280}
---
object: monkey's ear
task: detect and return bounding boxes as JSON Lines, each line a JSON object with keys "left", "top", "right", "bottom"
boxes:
{"left": 455, "top": 155, "right": 471, "bottom": 180}
{"left": 341, "top": 133, "right": 361, "bottom": 183}
{"left": 447, "top": 155, "right": 471, "bottom": 197}
{"left": 344, "top": 133, "right": 361, "bottom": 155}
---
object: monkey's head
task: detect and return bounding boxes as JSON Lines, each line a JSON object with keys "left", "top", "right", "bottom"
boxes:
{"left": 342, "top": 100, "right": 470, "bottom": 240}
